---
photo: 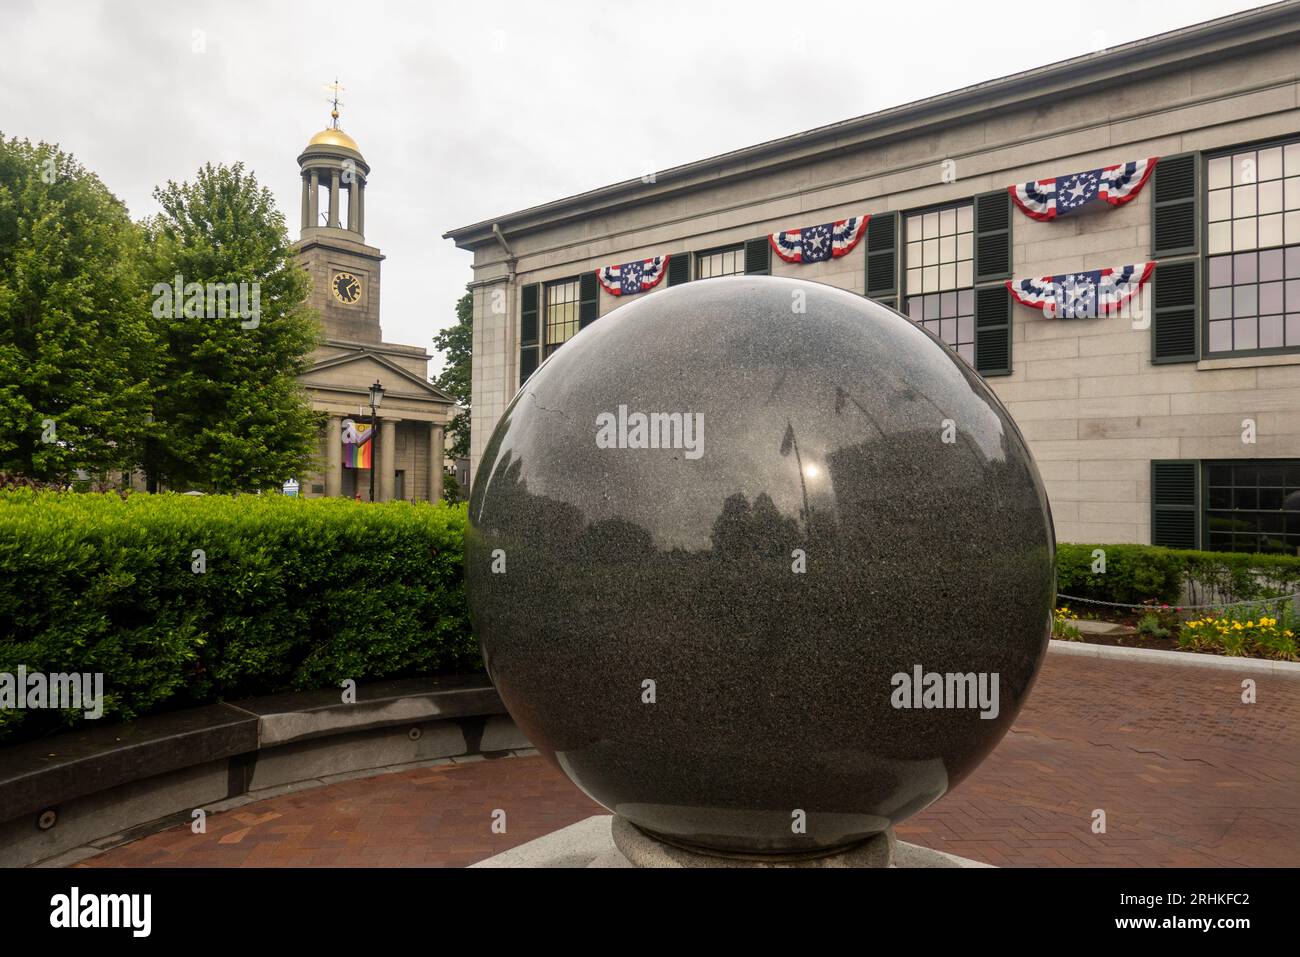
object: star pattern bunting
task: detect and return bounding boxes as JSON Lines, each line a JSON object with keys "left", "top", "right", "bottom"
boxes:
{"left": 1009, "top": 157, "right": 1158, "bottom": 221}
{"left": 770, "top": 215, "right": 869, "bottom": 264}
{"left": 1007, "top": 262, "right": 1156, "bottom": 319}
{"left": 597, "top": 256, "right": 670, "bottom": 296}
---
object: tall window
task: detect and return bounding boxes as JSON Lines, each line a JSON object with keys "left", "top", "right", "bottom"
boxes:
{"left": 1205, "top": 139, "right": 1300, "bottom": 355}
{"left": 696, "top": 246, "right": 745, "bottom": 279}
{"left": 544, "top": 278, "right": 580, "bottom": 356}
{"left": 1205, "top": 460, "right": 1300, "bottom": 554}
{"left": 904, "top": 203, "right": 976, "bottom": 364}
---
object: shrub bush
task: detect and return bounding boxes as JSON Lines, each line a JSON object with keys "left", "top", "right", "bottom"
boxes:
{"left": 1056, "top": 544, "right": 1185, "bottom": 605}
{"left": 1057, "top": 542, "right": 1300, "bottom": 609}
{"left": 0, "top": 491, "right": 475, "bottom": 742}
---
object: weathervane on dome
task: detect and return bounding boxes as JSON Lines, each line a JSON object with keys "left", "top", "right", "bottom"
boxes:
{"left": 323, "top": 78, "right": 345, "bottom": 129}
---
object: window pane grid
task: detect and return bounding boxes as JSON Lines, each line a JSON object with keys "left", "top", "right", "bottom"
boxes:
{"left": 544, "top": 279, "right": 580, "bottom": 356}
{"left": 1206, "top": 139, "right": 1300, "bottom": 355}
{"left": 904, "top": 202, "right": 974, "bottom": 364}
{"left": 1205, "top": 459, "right": 1300, "bottom": 554}
{"left": 696, "top": 247, "right": 744, "bottom": 279}
{"left": 1207, "top": 144, "right": 1300, "bottom": 256}
{"left": 1206, "top": 246, "right": 1300, "bottom": 353}
{"left": 905, "top": 202, "right": 973, "bottom": 295}
{"left": 905, "top": 289, "right": 975, "bottom": 365}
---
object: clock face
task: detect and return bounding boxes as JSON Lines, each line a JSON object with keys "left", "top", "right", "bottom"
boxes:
{"left": 331, "top": 271, "right": 362, "bottom": 305}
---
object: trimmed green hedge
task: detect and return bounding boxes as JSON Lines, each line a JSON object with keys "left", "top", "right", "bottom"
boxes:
{"left": 1057, "top": 542, "right": 1300, "bottom": 607}
{"left": 7, "top": 495, "right": 1298, "bottom": 744}
{"left": 0, "top": 491, "right": 475, "bottom": 742}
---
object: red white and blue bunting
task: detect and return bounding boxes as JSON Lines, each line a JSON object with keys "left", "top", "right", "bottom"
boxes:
{"left": 1007, "top": 262, "right": 1156, "bottom": 319}
{"left": 770, "top": 215, "right": 869, "bottom": 264}
{"left": 1009, "top": 157, "right": 1158, "bottom": 221}
{"left": 597, "top": 256, "right": 669, "bottom": 296}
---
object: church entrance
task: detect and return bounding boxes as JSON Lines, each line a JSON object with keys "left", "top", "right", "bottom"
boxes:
{"left": 341, "top": 466, "right": 373, "bottom": 501}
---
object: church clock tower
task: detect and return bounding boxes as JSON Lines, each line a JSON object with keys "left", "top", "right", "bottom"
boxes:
{"left": 292, "top": 84, "right": 456, "bottom": 506}
{"left": 294, "top": 90, "right": 383, "bottom": 343}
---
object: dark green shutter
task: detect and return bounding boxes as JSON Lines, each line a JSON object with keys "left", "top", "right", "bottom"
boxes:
{"left": 519, "top": 283, "right": 540, "bottom": 386}
{"left": 1151, "top": 259, "right": 1198, "bottom": 363}
{"left": 974, "top": 285, "right": 1012, "bottom": 376}
{"left": 1151, "top": 460, "right": 1200, "bottom": 549}
{"left": 667, "top": 252, "right": 690, "bottom": 286}
{"left": 744, "top": 237, "right": 770, "bottom": 276}
{"left": 864, "top": 212, "right": 897, "bottom": 308}
{"left": 1149, "top": 153, "right": 1199, "bottom": 364}
{"left": 974, "top": 191, "right": 1012, "bottom": 283}
{"left": 578, "top": 272, "right": 599, "bottom": 329}
{"left": 1152, "top": 153, "right": 1198, "bottom": 258}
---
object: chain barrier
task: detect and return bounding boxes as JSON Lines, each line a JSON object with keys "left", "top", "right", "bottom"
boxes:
{"left": 1056, "top": 592, "right": 1300, "bottom": 612}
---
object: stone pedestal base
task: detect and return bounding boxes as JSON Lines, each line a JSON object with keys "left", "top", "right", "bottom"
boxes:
{"left": 470, "top": 815, "right": 991, "bottom": 868}
{"left": 611, "top": 815, "right": 895, "bottom": 868}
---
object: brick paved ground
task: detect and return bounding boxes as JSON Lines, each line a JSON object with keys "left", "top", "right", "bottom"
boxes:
{"left": 81, "top": 652, "right": 1300, "bottom": 867}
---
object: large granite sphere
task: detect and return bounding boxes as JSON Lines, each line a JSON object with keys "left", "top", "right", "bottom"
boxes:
{"left": 467, "top": 276, "right": 1055, "bottom": 856}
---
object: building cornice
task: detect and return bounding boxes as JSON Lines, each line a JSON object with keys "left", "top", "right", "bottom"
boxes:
{"left": 443, "top": 1, "right": 1300, "bottom": 250}
{"left": 318, "top": 336, "right": 431, "bottom": 359}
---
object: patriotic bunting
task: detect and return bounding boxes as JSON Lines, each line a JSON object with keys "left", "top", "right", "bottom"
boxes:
{"left": 597, "top": 256, "right": 669, "bottom": 296}
{"left": 1009, "top": 157, "right": 1158, "bottom": 221}
{"left": 770, "top": 215, "right": 869, "bottom": 264}
{"left": 1007, "top": 262, "right": 1156, "bottom": 319}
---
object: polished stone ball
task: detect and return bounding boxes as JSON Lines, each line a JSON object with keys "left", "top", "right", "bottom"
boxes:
{"left": 467, "top": 276, "right": 1055, "bottom": 857}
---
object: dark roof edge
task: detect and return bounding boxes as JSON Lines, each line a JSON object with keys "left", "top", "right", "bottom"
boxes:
{"left": 443, "top": 1, "right": 1300, "bottom": 246}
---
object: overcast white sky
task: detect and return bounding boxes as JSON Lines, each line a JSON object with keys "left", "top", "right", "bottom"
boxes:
{"left": 1, "top": 0, "right": 1272, "bottom": 375}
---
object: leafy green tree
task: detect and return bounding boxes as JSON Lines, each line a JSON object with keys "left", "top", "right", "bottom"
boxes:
{"left": 433, "top": 291, "right": 472, "bottom": 460}
{"left": 145, "top": 162, "right": 321, "bottom": 492}
{"left": 441, "top": 471, "right": 462, "bottom": 503}
{"left": 0, "top": 136, "right": 156, "bottom": 483}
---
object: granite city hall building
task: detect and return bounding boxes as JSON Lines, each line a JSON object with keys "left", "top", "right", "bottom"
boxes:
{"left": 293, "top": 118, "right": 455, "bottom": 501}
{"left": 445, "top": 3, "right": 1300, "bottom": 552}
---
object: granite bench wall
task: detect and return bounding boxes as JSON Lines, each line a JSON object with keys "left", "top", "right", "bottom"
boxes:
{"left": 0, "top": 674, "right": 524, "bottom": 867}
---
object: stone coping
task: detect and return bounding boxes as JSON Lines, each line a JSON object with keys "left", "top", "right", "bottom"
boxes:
{"left": 1048, "top": 638, "right": 1300, "bottom": 674}
{"left": 0, "top": 674, "right": 502, "bottom": 822}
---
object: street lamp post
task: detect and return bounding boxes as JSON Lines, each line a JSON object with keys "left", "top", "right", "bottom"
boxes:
{"left": 368, "top": 379, "right": 384, "bottom": 502}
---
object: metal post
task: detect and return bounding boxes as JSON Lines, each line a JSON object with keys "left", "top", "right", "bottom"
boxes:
{"left": 369, "top": 408, "right": 378, "bottom": 502}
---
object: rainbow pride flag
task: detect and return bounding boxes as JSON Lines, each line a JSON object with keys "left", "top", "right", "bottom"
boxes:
{"left": 342, "top": 422, "right": 374, "bottom": 469}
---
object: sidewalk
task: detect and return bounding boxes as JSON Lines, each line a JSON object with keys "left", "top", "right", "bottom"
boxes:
{"left": 80, "top": 652, "right": 1300, "bottom": 868}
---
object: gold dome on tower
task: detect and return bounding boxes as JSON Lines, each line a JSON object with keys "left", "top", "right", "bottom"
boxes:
{"left": 303, "top": 80, "right": 363, "bottom": 157}
{"left": 305, "top": 127, "right": 361, "bottom": 153}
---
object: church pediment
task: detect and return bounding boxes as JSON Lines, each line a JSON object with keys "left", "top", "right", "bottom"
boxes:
{"left": 302, "top": 348, "right": 456, "bottom": 405}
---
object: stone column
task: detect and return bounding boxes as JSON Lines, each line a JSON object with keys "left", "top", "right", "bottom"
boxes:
{"left": 356, "top": 180, "right": 365, "bottom": 236}
{"left": 379, "top": 418, "right": 397, "bottom": 502}
{"left": 301, "top": 173, "right": 310, "bottom": 231}
{"left": 325, "top": 415, "right": 342, "bottom": 497}
{"left": 346, "top": 180, "right": 358, "bottom": 233}
{"left": 308, "top": 170, "right": 319, "bottom": 226}
{"left": 328, "top": 170, "right": 340, "bottom": 228}
{"left": 429, "top": 423, "right": 445, "bottom": 502}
